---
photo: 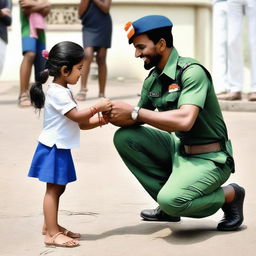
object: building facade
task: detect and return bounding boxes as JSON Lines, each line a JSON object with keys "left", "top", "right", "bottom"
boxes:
{"left": 1, "top": 0, "right": 212, "bottom": 81}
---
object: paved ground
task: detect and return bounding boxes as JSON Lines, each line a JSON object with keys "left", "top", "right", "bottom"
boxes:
{"left": 0, "top": 80, "right": 256, "bottom": 256}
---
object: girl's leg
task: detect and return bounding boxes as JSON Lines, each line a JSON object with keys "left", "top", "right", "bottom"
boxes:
{"left": 43, "top": 183, "right": 65, "bottom": 235}
{"left": 96, "top": 48, "right": 108, "bottom": 97}
{"left": 43, "top": 183, "right": 79, "bottom": 246}
{"left": 42, "top": 182, "right": 80, "bottom": 238}
{"left": 76, "top": 47, "right": 94, "bottom": 101}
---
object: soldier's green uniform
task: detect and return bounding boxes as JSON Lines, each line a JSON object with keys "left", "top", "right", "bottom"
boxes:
{"left": 114, "top": 47, "right": 235, "bottom": 218}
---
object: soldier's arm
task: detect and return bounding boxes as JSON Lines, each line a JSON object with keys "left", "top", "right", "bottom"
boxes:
{"left": 136, "top": 105, "right": 199, "bottom": 132}
{"left": 109, "top": 101, "right": 199, "bottom": 131}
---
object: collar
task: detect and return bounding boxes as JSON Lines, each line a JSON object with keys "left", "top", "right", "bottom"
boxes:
{"left": 50, "top": 83, "right": 69, "bottom": 90}
{"left": 159, "top": 47, "right": 179, "bottom": 81}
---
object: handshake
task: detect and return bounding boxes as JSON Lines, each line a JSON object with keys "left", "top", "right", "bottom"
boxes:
{"left": 93, "top": 98, "right": 137, "bottom": 127}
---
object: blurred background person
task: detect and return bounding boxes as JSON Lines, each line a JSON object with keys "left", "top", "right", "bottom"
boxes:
{"left": 75, "top": 0, "right": 112, "bottom": 101}
{"left": 18, "top": 0, "right": 51, "bottom": 107}
{"left": 0, "top": 0, "right": 12, "bottom": 76}
{"left": 212, "top": 0, "right": 228, "bottom": 95}
{"left": 218, "top": 0, "right": 256, "bottom": 101}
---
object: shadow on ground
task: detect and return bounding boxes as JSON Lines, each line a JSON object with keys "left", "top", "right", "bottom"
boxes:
{"left": 80, "top": 221, "right": 247, "bottom": 245}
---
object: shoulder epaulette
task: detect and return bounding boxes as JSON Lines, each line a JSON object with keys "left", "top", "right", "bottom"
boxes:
{"left": 176, "top": 58, "right": 212, "bottom": 89}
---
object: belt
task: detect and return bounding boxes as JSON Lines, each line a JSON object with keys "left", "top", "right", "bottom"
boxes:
{"left": 184, "top": 142, "right": 221, "bottom": 155}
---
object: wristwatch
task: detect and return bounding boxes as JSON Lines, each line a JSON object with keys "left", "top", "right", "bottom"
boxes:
{"left": 131, "top": 106, "right": 141, "bottom": 120}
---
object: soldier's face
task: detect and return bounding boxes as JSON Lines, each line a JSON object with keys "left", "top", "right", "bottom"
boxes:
{"left": 133, "top": 34, "right": 162, "bottom": 70}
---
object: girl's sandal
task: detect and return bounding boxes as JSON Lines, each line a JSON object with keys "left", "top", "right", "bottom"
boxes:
{"left": 75, "top": 89, "right": 88, "bottom": 101}
{"left": 42, "top": 229, "right": 81, "bottom": 239}
{"left": 18, "top": 94, "right": 31, "bottom": 107}
{"left": 44, "top": 232, "right": 80, "bottom": 248}
{"left": 63, "top": 229, "right": 81, "bottom": 239}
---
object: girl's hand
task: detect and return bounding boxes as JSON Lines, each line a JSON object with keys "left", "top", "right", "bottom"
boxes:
{"left": 95, "top": 98, "right": 112, "bottom": 112}
{"left": 102, "top": 111, "right": 110, "bottom": 124}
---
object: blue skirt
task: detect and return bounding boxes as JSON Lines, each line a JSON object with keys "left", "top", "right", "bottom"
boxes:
{"left": 28, "top": 143, "right": 77, "bottom": 185}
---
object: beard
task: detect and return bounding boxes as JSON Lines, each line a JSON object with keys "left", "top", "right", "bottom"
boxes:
{"left": 143, "top": 54, "right": 162, "bottom": 70}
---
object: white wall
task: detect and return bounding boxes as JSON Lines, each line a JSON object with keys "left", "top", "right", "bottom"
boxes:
{"left": 109, "top": 4, "right": 197, "bottom": 81}
{"left": 1, "top": 0, "right": 212, "bottom": 82}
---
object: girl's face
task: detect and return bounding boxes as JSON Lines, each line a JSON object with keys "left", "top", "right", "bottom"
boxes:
{"left": 66, "top": 59, "right": 84, "bottom": 85}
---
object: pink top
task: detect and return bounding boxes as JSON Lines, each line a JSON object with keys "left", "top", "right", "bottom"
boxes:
{"left": 29, "top": 13, "right": 46, "bottom": 39}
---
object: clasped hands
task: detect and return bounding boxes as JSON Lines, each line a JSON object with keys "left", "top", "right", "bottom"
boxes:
{"left": 99, "top": 99, "right": 136, "bottom": 127}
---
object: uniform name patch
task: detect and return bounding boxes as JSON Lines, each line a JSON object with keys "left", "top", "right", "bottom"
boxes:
{"left": 168, "top": 83, "right": 180, "bottom": 92}
{"left": 149, "top": 92, "right": 160, "bottom": 97}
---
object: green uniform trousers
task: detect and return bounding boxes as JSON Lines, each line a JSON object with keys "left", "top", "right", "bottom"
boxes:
{"left": 113, "top": 126, "right": 232, "bottom": 218}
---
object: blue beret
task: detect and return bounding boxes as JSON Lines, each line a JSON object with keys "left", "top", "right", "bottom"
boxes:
{"left": 124, "top": 15, "right": 173, "bottom": 43}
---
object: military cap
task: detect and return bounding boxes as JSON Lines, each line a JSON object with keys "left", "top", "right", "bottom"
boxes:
{"left": 124, "top": 15, "right": 173, "bottom": 44}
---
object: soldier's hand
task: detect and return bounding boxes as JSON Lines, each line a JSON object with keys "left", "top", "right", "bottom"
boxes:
{"left": 109, "top": 101, "right": 136, "bottom": 127}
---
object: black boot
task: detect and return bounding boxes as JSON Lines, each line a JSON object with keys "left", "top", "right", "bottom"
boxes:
{"left": 217, "top": 183, "right": 245, "bottom": 231}
{"left": 140, "top": 206, "right": 180, "bottom": 222}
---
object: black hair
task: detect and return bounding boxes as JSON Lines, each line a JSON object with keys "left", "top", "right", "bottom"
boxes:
{"left": 30, "top": 41, "right": 85, "bottom": 109}
{"left": 146, "top": 26, "right": 173, "bottom": 48}
{"left": 129, "top": 26, "right": 173, "bottom": 48}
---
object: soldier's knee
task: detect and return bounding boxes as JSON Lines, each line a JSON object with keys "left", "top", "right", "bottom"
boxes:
{"left": 113, "top": 127, "right": 132, "bottom": 150}
{"left": 114, "top": 127, "right": 142, "bottom": 154}
{"left": 157, "top": 192, "right": 187, "bottom": 217}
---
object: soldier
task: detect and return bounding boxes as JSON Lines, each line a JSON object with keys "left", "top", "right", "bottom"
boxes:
{"left": 109, "top": 15, "right": 245, "bottom": 231}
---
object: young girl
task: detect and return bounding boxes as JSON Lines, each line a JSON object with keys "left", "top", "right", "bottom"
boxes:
{"left": 28, "top": 41, "right": 112, "bottom": 247}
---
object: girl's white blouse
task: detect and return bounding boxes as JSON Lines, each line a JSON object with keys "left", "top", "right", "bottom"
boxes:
{"left": 38, "top": 83, "right": 80, "bottom": 149}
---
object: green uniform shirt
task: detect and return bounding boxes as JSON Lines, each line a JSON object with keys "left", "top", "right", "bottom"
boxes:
{"left": 138, "top": 47, "right": 229, "bottom": 146}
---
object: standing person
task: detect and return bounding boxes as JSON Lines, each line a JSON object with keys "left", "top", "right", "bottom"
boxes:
{"left": 28, "top": 41, "right": 112, "bottom": 247}
{"left": 18, "top": 0, "right": 51, "bottom": 107}
{"left": 110, "top": 15, "right": 245, "bottom": 231}
{"left": 212, "top": 0, "right": 228, "bottom": 94}
{"left": 75, "top": 0, "right": 112, "bottom": 101}
{"left": 0, "top": 0, "right": 12, "bottom": 76}
{"left": 218, "top": 0, "right": 256, "bottom": 101}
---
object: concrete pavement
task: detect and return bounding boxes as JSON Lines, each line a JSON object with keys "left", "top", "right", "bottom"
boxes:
{"left": 0, "top": 80, "right": 256, "bottom": 256}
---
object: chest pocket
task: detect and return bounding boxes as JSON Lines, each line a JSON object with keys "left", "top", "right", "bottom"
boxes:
{"left": 159, "top": 90, "right": 180, "bottom": 111}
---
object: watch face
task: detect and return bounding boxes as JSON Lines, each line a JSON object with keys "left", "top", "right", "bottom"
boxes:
{"left": 131, "top": 107, "right": 140, "bottom": 120}
{"left": 131, "top": 111, "right": 138, "bottom": 120}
